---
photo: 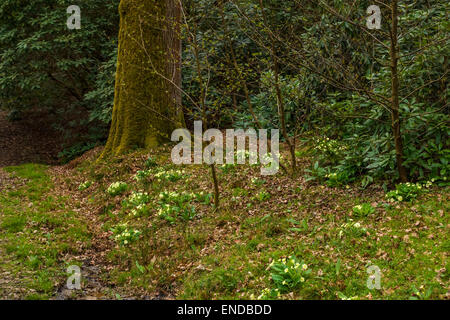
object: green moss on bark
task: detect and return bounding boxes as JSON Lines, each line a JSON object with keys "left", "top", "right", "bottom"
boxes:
{"left": 100, "top": 0, "right": 184, "bottom": 159}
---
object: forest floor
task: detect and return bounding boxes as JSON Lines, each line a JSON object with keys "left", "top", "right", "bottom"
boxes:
{"left": 0, "top": 110, "right": 61, "bottom": 167}
{"left": 0, "top": 145, "right": 448, "bottom": 300}
{"left": 0, "top": 114, "right": 449, "bottom": 300}
{"left": 0, "top": 111, "right": 132, "bottom": 299}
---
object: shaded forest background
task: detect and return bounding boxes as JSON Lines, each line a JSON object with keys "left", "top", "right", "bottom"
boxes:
{"left": 0, "top": 0, "right": 448, "bottom": 186}
{"left": 0, "top": 0, "right": 448, "bottom": 301}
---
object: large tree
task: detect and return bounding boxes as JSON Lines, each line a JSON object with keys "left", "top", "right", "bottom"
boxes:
{"left": 100, "top": 0, "right": 184, "bottom": 158}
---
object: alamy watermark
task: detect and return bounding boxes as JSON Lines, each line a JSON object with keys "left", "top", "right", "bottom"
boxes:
{"left": 67, "top": 5, "right": 81, "bottom": 30}
{"left": 366, "top": 265, "right": 381, "bottom": 290}
{"left": 66, "top": 265, "right": 81, "bottom": 290}
{"left": 66, "top": 4, "right": 382, "bottom": 31}
{"left": 367, "top": 5, "right": 382, "bottom": 30}
{"left": 171, "top": 121, "right": 280, "bottom": 175}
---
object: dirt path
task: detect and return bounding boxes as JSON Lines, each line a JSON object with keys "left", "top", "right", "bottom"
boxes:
{"left": 50, "top": 165, "right": 122, "bottom": 300}
{"left": 0, "top": 111, "right": 124, "bottom": 299}
{"left": 50, "top": 164, "right": 152, "bottom": 300}
{"left": 0, "top": 111, "right": 161, "bottom": 299}
{"left": 0, "top": 110, "right": 61, "bottom": 167}
{"left": 0, "top": 163, "right": 129, "bottom": 300}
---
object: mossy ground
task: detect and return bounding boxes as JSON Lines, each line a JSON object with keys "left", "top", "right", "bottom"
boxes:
{"left": 0, "top": 164, "right": 92, "bottom": 299}
{"left": 0, "top": 146, "right": 448, "bottom": 300}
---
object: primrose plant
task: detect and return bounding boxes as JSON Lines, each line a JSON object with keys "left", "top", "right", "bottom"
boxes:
{"left": 107, "top": 182, "right": 128, "bottom": 196}
{"left": 110, "top": 224, "right": 141, "bottom": 246}
{"left": 385, "top": 181, "right": 432, "bottom": 202}
{"left": 269, "top": 256, "right": 311, "bottom": 293}
{"left": 352, "top": 203, "right": 375, "bottom": 218}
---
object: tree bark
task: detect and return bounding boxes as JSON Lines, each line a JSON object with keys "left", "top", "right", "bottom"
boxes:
{"left": 100, "top": 0, "right": 184, "bottom": 159}
{"left": 258, "top": 0, "right": 296, "bottom": 174}
{"left": 389, "top": 0, "right": 408, "bottom": 182}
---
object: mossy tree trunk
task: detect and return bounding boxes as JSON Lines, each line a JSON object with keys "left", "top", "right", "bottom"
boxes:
{"left": 100, "top": 0, "right": 184, "bottom": 159}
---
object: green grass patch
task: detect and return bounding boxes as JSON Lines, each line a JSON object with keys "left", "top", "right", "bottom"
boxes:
{"left": 0, "top": 164, "right": 92, "bottom": 299}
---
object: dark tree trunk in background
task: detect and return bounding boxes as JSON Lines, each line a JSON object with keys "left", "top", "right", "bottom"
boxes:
{"left": 389, "top": 0, "right": 408, "bottom": 182}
